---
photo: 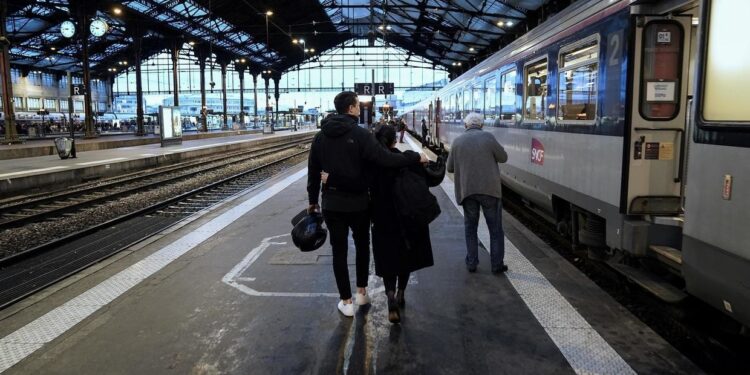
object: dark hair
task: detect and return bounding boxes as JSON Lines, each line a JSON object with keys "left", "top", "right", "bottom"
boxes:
{"left": 334, "top": 91, "right": 358, "bottom": 114}
{"left": 374, "top": 125, "right": 397, "bottom": 149}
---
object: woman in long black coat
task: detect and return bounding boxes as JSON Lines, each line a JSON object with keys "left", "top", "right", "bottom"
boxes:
{"left": 370, "top": 125, "right": 434, "bottom": 323}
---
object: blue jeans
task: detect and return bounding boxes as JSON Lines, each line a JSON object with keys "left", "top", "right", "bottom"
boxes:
{"left": 462, "top": 194, "right": 505, "bottom": 269}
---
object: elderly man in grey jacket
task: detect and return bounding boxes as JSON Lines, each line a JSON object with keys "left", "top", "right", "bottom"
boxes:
{"left": 446, "top": 112, "right": 508, "bottom": 273}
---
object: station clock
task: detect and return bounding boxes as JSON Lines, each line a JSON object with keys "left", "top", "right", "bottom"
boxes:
{"left": 89, "top": 18, "right": 109, "bottom": 37}
{"left": 60, "top": 20, "right": 76, "bottom": 38}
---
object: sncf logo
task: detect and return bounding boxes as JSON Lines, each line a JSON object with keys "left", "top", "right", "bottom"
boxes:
{"left": 531, "top": 138, "right": 545, "bottom": 165}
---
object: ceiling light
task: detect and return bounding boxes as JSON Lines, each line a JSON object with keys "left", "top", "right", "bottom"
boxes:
{"left": 240, "top": 58, "right": 246, "bottom": 63}
{"left": 469, "top": 47, "right": 475, "bottom": 52}
{"left": 50, "top": 46, "right": 56, "bottom": 51}
{"left": 266, "top": 11, "right": 273, "bottom": 16}
{"left": 299, "top": 39, "right": 304, "bottom": 44}
{"left": 386, "top": 25, "right": 392, "bottom": 30}
{"left": 188, "top": 41, "right": 195, "bottom": 45}
{"left": 113, "top": 7, "right": 122, "bottom": 15}
{"left": 293, "top": 39, "right": 298, "bottom": 44}
{"left": 497, "top": 21, "right": 504, "bottom": 26}
{"left": 378, "top": 25, "right": 384, "bottom": 30}
{"left": 507, "top": 21, "right": 513, "bottom": 26}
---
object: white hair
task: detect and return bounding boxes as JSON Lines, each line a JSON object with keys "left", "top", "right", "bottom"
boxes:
{"left": 463, "top": 112, "right": 484, "bottom": 128}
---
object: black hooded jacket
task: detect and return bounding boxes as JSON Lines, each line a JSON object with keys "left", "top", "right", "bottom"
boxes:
{"left": 307, "top": 114, "right": 420, "bottom": 212}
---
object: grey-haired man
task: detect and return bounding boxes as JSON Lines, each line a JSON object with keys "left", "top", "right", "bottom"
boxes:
{"left": 446, "top": 112, "right": 509, "bottom": 273}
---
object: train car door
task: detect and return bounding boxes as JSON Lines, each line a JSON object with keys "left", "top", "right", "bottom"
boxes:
{"left": 433, "top": 98, "right": 441, "bottom": 148}
{"left": 625, "top": 15, "right": 692, "bottom": 215}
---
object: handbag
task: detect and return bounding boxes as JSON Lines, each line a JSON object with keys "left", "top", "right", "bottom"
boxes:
{"left": 424, "top": 154, "right": 447, "bottom": 187}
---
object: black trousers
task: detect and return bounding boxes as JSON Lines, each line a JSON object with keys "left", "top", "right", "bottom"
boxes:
{"left": 323, "top": 209, "right": 370, "bottom": 300}
{"left": 383, "top": 273, "right": 410, "bottom": 293}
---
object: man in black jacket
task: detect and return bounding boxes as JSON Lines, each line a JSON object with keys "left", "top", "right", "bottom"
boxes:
{"left": 308, "top": 91, "right": 426, "bottom": 317}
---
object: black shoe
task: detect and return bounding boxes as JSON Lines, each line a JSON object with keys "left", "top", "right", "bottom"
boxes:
{"left": 467, "top": 265, "right": 477, "bottom": 273}
{"left": 387, "top": 291, "right": 401, "bottom": 324}
{"left": 396, "top": 289, "right": 405, "bottom": 308}
{"left": 492, "top": 264, "right": 509, "bottom": 274}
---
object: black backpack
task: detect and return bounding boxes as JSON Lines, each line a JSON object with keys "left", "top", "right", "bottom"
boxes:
{"left": 392, "top": 167, "right": 441, "bottom": 225}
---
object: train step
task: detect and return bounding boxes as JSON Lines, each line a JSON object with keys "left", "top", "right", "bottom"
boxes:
{"left": 649, "top": 245, "right": 683, "bottom": 273}
{"left": 608, "top": 262, "right": 687, "bottom": 304}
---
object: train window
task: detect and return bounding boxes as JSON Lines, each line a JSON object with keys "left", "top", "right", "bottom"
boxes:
{"left": 484, "top": 77, "right": 497, "bottom": 121}
{"left": 524, "top": 59, "right": 548, "bottom": 121}
{"left": 640, "top": 21, "right": 683, "bottom": 120}
{"left": 558, "top": 37, "right": 599, "bottom": 124}
{"left": 13, "top": 97, "right": 23, "bottom": 109}
{"left": 59, "top": 99, "right": 68, "bottom": 111}
{"left": 701, "top": 0, "right": 750, "bottom": 123}
{"left": 44, "top": 99, "right": 57, "bottom": 111}
{"left": 500, "top": 70, "right": 517, "bottom": 120}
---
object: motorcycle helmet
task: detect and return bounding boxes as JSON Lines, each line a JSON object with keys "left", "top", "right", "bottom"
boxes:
{"left": 291, "top": 212, "right": 328, "bottom": 252}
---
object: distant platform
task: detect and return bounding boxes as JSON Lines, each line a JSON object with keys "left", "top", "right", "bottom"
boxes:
{"left": 0, "top": 129, "right": 315, "bottom": 197}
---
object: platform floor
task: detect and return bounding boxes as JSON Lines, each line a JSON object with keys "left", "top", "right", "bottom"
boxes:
{"left": 0, "top": 135, "right": 700, "bottom": 374}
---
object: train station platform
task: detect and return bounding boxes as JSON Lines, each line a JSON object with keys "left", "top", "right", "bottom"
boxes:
{"left": 0, "top": 129, "right": 316, "bottom": 197}
{"left": 0, "top": 129, "right": 273, "bottom": 161}
{"left": 0, "top": 135, "right": 700, "bottom": 374}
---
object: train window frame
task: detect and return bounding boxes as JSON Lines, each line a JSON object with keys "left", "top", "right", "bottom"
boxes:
{"left": 523, "top": 56, "right": 549, "bottom": 123}
{"left": 498, "top": 68, "right": 517, "bottom": 123}
{"left": 638, "top": 20, "right": 684, "bottom": 122}
{"left": 695, "top": 0, "right": 750, "bottom": 129}
{"left": 556, "top": 34, "right": 600, "bottom": 126}
{"left": 484, "top": 76, "right": 498, "bottom": 123}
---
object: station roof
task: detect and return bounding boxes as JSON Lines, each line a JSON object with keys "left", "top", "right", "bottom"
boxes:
{"left": 5, "top": 0, "right": 553, "bottom": 78}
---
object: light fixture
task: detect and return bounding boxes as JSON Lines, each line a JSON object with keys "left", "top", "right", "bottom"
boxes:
{"left": 293, "top": 39, "right": 298, "bottom": 44}
{"left": 507, "top": 21, "right": 513, "bottom": 26}
{"left": 188, "top": 40, "right": 195, "bottom": 46}
{"left": 378, "top": 25, "right": 384, "bottom": 30}
{"left": 386, "top": 25, "right": 392, "bottom": 30}
{"left": 457, "top": 62, "right": 462, "bottom": 66}
{"left": 266, "top": 10, "right": 273, "bottom": 16}
{"left": 299, "top": 39, "right": 304, "bottom": 44}
{"left": 240, "top": 58, "right": 246, "bottom": 63}
{"left": 50, "top": 46, "right": 56, "bottom": 51}
{"left": 497, "top": 21, "right": 504, "bottom": 26}
{"left": 113, "top": 7, "right": 122, "bottom": 15}
{"left": 309, "top": 48, "right": 315, "bottom": 53}
{"left": 469, "top": 47, "right": 475, "bottom": 52}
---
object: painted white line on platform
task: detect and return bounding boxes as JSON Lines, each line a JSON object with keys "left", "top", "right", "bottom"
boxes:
{"left": 0, "top": 167, "right": 308, "bottom": 373}
{"left": 75, "top": 157, "right": 128, "bottom": 166}
{"left": 0, "top": 166, "right": 68, "bottom": 179}
{"left": 404, "top": 135, "right": 634, "bottom": 375}
{"left": 222, "top": 234, "right": 339, "bottom": 297}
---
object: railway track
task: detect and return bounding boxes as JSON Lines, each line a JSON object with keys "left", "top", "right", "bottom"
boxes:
{"left": 0, "top": 142, "right": 310, "bottom": 310}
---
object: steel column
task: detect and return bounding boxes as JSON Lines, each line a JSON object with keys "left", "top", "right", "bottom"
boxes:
{"left": 221, "top": 62, "right": 228, "bottom": 130}
{"left": 172, "top": 42, "right": 180, "bottom": 106}
{"left": 0, "top": 5, "right": 19, "bottom": 143}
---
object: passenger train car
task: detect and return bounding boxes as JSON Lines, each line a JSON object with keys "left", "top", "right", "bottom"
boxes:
{"left": 402, "top": 0, "right": 750, "bottom": 328}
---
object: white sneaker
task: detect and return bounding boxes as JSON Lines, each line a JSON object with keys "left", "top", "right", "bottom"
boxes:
{"left": 337, "top": 300, "right": 355, "bottom": 317}
{"left": 355, "top": 292, "right": 371, "bottom": 305}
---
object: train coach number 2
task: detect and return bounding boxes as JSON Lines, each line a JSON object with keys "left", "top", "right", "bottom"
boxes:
{"left": 531, "top": 138, "right": 545, "bottom": 165}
